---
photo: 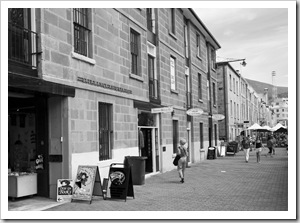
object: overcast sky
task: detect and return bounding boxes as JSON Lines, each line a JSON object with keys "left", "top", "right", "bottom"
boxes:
{"left": 194, "top": 8, "right": 288, "bottom": 87}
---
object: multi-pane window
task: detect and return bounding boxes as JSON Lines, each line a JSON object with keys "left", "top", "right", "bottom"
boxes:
{"left": 233, "top": 78, "right": 235, "bottom": 93}
{"left": 170, "top": 56, "right": 176, "bottom": 91}
{"left": 98, "top": 102, "right": 112, "bottom": 161}
{"left": 198, "top": 73, "right": 202, "bottom": 100}
{"left": 229, "top": 75, "right": 232, "bottom": 91}
{"left": 73, "top": 8, "right": 90, "bottom": 57}
{"left": 130, "top": 29, "right": 140, "bottom": 75}
{"left": 200, "top": 123, "right": 204, "bottom": 149}
{"left": 212, "top": 82, "right": 216, "bottom": 105}
{"left": 169, "top": 8, "right": 175, "bottom": 34}
{"left": 211, "top": 49, "right": 215, "bottom": 69}
{"left": 196, "top": 33, "right": 201, "bottom": 57}
{"left": 146, "top": 8, "right": 155, "bottom": 33}
{"left": 185, "top": 66, "right": 191, "bottom": 108}
{"left": 173, "top": 120, "right": 179, "bottom": 153}
{"left": 236, "top": 81, "right": 239, "bottom": 95}
{"left": 148, "top": 55, "right": 158, "bottom": 99}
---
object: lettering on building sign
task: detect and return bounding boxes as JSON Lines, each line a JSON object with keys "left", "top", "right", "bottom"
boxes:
{"left": 77, "top": 77, "right": 132, "bottom": 94}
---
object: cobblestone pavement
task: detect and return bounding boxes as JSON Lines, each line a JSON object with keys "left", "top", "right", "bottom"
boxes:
{"left": 45, "top": 147, "right": 288, "bottom": 214}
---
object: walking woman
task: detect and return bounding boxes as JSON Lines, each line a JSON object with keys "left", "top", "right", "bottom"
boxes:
{"left": 177, "top": 138, "right": 188, "bottom": 183}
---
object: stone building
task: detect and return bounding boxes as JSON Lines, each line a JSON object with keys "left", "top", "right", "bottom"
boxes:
{"left": 8, "top": 8, "right": 220, "bottom": 200}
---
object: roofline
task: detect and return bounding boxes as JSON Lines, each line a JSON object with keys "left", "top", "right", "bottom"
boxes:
{"left": 188, "top": 8, "right": 221, "bottom": 49}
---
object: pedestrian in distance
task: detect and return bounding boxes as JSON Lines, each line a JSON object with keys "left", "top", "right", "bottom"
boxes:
{"left": 177, "top": 138, "right": 188, "bottom": 183}
{"left": 255, "top": 137, "right": 264, "bottom": 163}
{"left": 272, "top": 135, "right": 276, "bottom": 155}
{"left": 242, "top": 135, "right": 251, "bottom": 163}
{"left": 266, "top": 135, "right": 274, "bottom": 158}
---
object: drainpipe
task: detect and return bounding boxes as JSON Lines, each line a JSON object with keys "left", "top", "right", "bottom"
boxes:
{"left": 223, "top": 65, "right": 228, "bottom": 141}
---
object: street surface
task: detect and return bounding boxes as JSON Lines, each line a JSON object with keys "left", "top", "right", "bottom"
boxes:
{"left": 45, "top": 147, "right": 289, "bottom": 217}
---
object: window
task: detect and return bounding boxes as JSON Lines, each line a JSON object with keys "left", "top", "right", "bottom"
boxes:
{"left": 236, "top": 81, "right": 239, "bottom": 95}
{"left": 185, "top": 67, "right": 191, "bottom": 108}
{"left": 146, "top": 8, "right": 155, "bottom": 33}
{"left": 212, "top": 82, "right": 216, "bottom": 105}
{"left": 237, "top": 104, "right": 239, "bottom": 121}
{"left": 211, "top": 49, "right": 216, "bottom": 69}
{"left": 148, "top": 55, "right": 158, "bottom": 99}
{"left": 229, "top": 75, "right": 232, "bottom": 91}
{"left": 8, "top": 8, "right": 38, "bottom": 68}
{"left": 233, "top": 78, "right": 235, "bottom": 93}
{"left": 130, "top": 29, "right": 140, "bottom": 75}
{"left": 173, "top": 120, "right": 179, "bottom": 153}
{"left": 198, "top": 73, "right": 202, "bottom": 100}
{"left": 214, "top": 124, "right": 217, "bottom": 146}
{"left": 184, "top": 20, "right": 189, "bottom": 59}
{"left": 169, "top": 8, "right": 175, "bottom": 35}
{"left": 234, "top": 102, "right": 236, "bottom": 119}
{"left": 196, "top": 33, "right": 201, "bottom": 58}
{"left": 282, "top": 109, "right": 284, "bottom": 112}
{"left": 200, "top": 123, "right": 204, "bottom": 149}
{"left": 230, "top": 100, "right": 232, "bottom": 117}
{"left": 277, "top": 109, "right": 279, "bottom": 112}
{"left": 73, "top": 8, "right": 91, "bottom": 57}
{"left": 98, "top": 102, "right": 112, "bottom": 161}
{"left": 170, "top": 56, "right": 176, "bottom": 91}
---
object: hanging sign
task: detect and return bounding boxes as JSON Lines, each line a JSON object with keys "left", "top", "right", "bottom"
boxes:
{"left": 57, "top": 179, "right": 73, "bottom": 202}
{"left": 151, "top": 106, "right": 173, "bottom": 114}
{"left": 71, "top": 165, "right": 103, "bottom": 204}
{"left": 212, "top": 114, "right": 225, "bottom": 120}
{"left": 109, "top": 163, "right": 134, "bottom": 202}
{"left": 186, "top": 108, "right": 204, "bottom": 116}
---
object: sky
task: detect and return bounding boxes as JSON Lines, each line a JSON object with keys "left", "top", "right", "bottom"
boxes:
{"left": 194, "top": 8, "right": 289, "bottom": 87}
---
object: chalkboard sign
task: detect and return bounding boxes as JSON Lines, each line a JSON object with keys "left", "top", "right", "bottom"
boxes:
{"left": 109, "top": 163, "right": 134, "bottom": 202}
{"left": 71, "top": 165, "right": 103, "bottom": 204}
{"left": 57, "top": 179, "right": 73, "bottom": 202}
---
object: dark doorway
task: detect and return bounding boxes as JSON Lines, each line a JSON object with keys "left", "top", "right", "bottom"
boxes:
{"left": 141, "top": 128, "right": 153, "bottom": 173}
{"left": 8, "top": 95, "right": 49, "bottom": 197}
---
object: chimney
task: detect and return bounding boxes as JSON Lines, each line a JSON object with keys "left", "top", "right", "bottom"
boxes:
{"left": 264, "top": 88, "right": 268, "bottom": 105}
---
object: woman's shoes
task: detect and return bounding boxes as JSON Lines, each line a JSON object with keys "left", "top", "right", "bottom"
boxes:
{"left": 180, "top": 178, "right": 184, "bottom": 183}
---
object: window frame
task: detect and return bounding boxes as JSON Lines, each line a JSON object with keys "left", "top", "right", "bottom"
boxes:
{"left": 169, "top": 8, "right": 176, "bottom": 35}
{"left": 198, "top": 73, "right": 202, "bottom": 101}
{"left": 98, "top": 102, "right": 113, "bottom": 161}
{"left": 212, "top": 82, "right": 216, "bottom": 106}
{"left": 170, "top": 56, "right": 177, "bottom": 92}
{"left": 130, "top": 28, "right": 141, "bottom": 76}
{"left": 196, "top": 33, "right": 201, "bottom": 58}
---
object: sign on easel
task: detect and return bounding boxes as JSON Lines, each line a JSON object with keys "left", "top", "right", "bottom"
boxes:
{"left": 109, "top": 163, "right": 134, "bottom": 202}
{"left": 71, "top": 165, "right": 103, "bottom": 204}
{"left": 57, "top": 179, "right": 73, "bottom": 202}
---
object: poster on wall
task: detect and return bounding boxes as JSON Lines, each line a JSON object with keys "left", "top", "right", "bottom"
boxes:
{"left": 57, "top": 179, "right": 73, "bottom": 202}
{"left": 71, "top": 165, "right": 103, "bottom": 204}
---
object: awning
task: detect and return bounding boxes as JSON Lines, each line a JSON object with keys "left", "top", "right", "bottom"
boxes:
{"left": 8, "top": 73, "right": 75, "bottom": 97}
{"left": 133, "top": 100, "right": 162, "bottom": 111}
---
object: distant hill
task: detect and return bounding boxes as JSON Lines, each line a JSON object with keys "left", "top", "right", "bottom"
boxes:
{"left": 245, "top": 78, "right": 288, "bottom": 101}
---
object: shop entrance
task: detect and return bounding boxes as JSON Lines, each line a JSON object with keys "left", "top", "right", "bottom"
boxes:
{"left": 138, "top": 111, "right": 160, "bottom": 174}
{"left": 8, "top": 94, "right": 49, "bottom": 198}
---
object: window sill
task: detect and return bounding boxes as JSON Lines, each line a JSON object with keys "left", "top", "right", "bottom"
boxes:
{"left": 198, "top": 99, "right": 203, "bottom": 103}
{"left": 171, "top": 89, "right": 179, "bottom": 94}
{"left": 211, "top": 67, "right": 216, "bottom": 72}
{"left": 129, "top": 73, "right": 144, "bottom": 82}
{"left": 196, "top": 55, "right": 203, "bottom": 61}
{"left": 168, "top": 31, "right": 177, "bottom": 40}
{"left": 72, "top": 52, "right": 96, "bottom": 65}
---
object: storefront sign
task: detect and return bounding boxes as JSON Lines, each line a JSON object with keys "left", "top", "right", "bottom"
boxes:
{"left": 109, "top": 164, "right": 134, "bottom": 201}
{"left": 72, "top": 165, "right": 103, "bottom": 204}
{"left": 212, "top": 114, "right": 225, "bottom": 120}
{"left": 151, "top": 106, "right": 173, "bottom": 114}
{"left": 186, "top": 108, "right": 204, "bottom": 116}
{"left": 77, "top": 77, "right": 132, "bottom": 94}
{"left": 57, "top": 179, "right": 73, "bottom": 202}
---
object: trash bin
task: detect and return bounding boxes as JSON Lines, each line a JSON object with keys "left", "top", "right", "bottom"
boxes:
{"left": 207, "top": 147, "right": 216, "bottom": 160}
{"left": 124, "top": 156, "right": 147, "bottom": 185}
